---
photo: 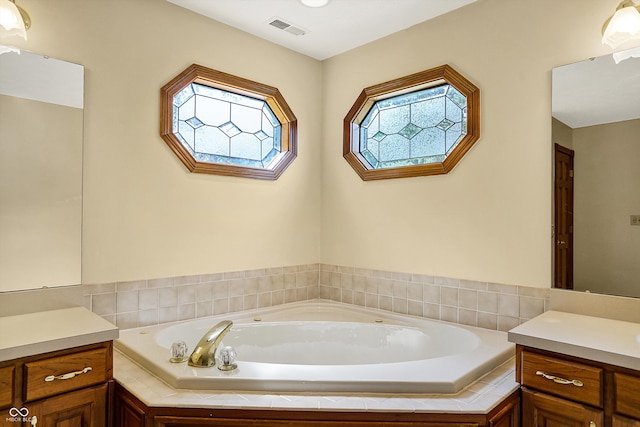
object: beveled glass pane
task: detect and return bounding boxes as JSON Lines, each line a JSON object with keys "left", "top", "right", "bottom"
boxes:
{"left": 411, "top": 97, "right": 445, "bottom": 128}
{"left": 446, "top": 86, "right": 466, "bottom": 109}
{"left": 177, "top": 121, "right": 195, "bottom": 151}
{"left": 379, "top": 105, "right": 410, "bottom": 134}
{"left": 262, "top": 148, "right": 279, "bottom": 168}
{"left": 186, "top": 117, "right": 204, "bottom": 129}
{"left": 195, "top": 126, "right": 229, "bottom": 156}
{"left": 196, "top": 96, "right": 230, "bottom": 127}
{"left": 410, "top": 128, "right": 445, "bottom": 157}
{"left": 230, "top": 133, "right": 261, "bottom": 161}
{"left": 262, "top": 105, "right": 280, "bottom": 127}
{"left": 376, "top": 85, "right": 446, "bottom": 109}
{"left": 174, "top": 85, "right": 194, "bottom": 107}
{"left": 366, "top": 137, "right": 380, "bottom": 159}
{"left": 178, "top": 96, "right": 195, "bottom": 121}
{"left": 445, "top": 122, "right": 464, "bottom": 153}
{"left": 272, "top": 126, "right": 282, "bottom": 151}
{"left": 372, "top": 131, "right": 386, "bottom": 141}
{"left": 378, "top": 134, "right": 410, "bottom": 161}
{"left": 361, "top": 105, "right": 379, "bottom": 128}
{"left": 360, "top": 127, "right": 368, "bottom": 151}
{"left": 194, "top": 83, "right": 264, "bottom": 110}
{"left": 436, "top": 118, "right": 454, "bottom": 131}
{"left": 220, "top": 121, "right": 241, "bottom": 138}
{"left": 362, "top": 150, "right": 378, "bottom": 168}
{"left": 255, "top": 130, "right": 269, "bottom": 141}
{"left": 261, "top": 137, "right": 274, "bottom": 160}
{"left": 231, "top": 103, "right": 262, "bottom": 133}
{"left": 445, "top": 97, "right": 463, "bottom": 123}
{"left": 399, "top": 123, "right": 421, "bottom": 139}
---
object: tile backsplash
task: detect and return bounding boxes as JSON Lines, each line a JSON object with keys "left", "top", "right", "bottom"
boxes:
{"left": 78, "top": 263, "right": 549, "bottom": 331}
{"left": 318, "top": 265, "right": 549, "bottom": 332}
{"left": 0, "top": 264, "right": 549, "bottom": 331}
{"left": 83, "top": 264, "right": 319, "bottom": 329}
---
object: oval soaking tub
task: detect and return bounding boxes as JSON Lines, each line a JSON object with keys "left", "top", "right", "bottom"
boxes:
{"left": 115, "top": 300, "right": 514, "bottom": 393}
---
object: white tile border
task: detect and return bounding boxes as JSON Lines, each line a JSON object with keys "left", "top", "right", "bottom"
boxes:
{"left": 114, "top": 350, "right": 518, "bottom": 414}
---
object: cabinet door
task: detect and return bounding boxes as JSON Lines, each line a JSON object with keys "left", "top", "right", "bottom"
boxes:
{"left": 28, "top": 383, "right": 107, "bottom": 427}
{"left": 522, "top": 388, "right": 603, "bottom": 427}
{"left": 613, "top": 415, "right": 640, "bottom": 427}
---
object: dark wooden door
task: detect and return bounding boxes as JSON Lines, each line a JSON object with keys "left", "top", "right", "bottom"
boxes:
{"left": 522, "top": 388, "right": 602, "bottom": 427}
{"left": 554, "top": 144, "right": 574, "bottom": 289}
{"left": 28, "top": 384, "right": 107, "bottom": 427}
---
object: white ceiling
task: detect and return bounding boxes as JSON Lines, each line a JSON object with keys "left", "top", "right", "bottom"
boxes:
{"left": 167, "top": 0, "right": 477, "bottom": 60}
{"left": 552, "top": 48, "right": 640, "bottom": 129}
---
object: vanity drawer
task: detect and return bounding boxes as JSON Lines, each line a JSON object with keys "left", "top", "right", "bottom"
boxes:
{"left": 521, "top": 350, "right": 603, "bottom": 408}
{"left": 615, "top": 372, "right": 640, "bottom": 420}
{"left": 0, "top": 365, "right": 15, "bottom": 409}
{"left": 23, "top": 347, "right": 111, "bottom": 402}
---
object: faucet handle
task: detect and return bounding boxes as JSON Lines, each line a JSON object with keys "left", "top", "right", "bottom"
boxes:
{"left": 217, "top": 346, "right": 238, "bottom": 371}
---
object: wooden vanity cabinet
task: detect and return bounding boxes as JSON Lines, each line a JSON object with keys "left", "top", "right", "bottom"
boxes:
{"left": 516, "top": 345, "right": 640, "bottom": 427}
{"left": 0, "top": 341, "right": 113, "bottom": 427}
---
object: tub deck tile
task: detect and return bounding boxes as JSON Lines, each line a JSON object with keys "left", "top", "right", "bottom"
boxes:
{"left": 114, "top": 351, "right": 518, "bottom": 414}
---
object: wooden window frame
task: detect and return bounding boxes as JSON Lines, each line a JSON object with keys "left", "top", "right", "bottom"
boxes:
{"left": 160, "top": 64, "right": 297, "bottom": 180}
{"left": 343, "top": 64, "right": 480, "bottom": 181}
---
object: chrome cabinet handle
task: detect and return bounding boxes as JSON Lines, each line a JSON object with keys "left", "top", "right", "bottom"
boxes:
{"left": 535, "top": 370, "right": 584, "bottom": 387}
{"left": 31, "top": 415, "right": 37, "bottom": 426}
{"left": 44, "top": 366, "right": 92, "bottom": 382}
{"left": 589, "top": 422, "right": 596, "bottom": 427}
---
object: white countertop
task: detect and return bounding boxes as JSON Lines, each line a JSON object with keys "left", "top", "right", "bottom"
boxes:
{"left": 0, "top": 307, "right": 119, "bottom": 362}
{"left": 508, "top": 310, "right": 640, "bottom": 370}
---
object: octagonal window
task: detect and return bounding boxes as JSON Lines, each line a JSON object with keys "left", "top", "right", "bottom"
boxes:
{"left": 161, "top": 64, "right": 297, "bottom": 180}
{"left": 344, "top": 65, "right": 480, "bottom": 180}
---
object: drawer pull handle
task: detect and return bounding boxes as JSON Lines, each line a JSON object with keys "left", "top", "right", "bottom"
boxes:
{"left": 44, "top": 367, "right": 92, "bottom": 382}
{"left": 536, "top": 370, "right": 584, "bottom": 387}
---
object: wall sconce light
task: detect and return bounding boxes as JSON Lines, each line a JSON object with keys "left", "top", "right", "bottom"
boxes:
{"left": 602, "top": 0, "right": 640, "bottom": 48}
{"left": 0, "top": 0, "right": 30, "bottom": 40}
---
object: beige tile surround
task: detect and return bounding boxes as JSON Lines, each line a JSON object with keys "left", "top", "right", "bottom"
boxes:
{"left": 80, "top": 263, "right": 549, "bottom": 331}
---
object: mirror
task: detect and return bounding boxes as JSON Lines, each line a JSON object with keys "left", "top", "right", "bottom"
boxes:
{"left": 0, "top": 49, "right": 84, "bottom": 292}
{"left": 552, "top": 46, "right": 640, "bottom": 298}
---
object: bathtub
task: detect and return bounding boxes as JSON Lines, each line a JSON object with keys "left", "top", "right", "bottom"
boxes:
{"left": 115, "top": 300, "right": 514, "bottom": 393}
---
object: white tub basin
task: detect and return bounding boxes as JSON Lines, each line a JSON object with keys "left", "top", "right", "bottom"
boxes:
{"left": 115, "top": 300, "right": 514, "bottom": 393}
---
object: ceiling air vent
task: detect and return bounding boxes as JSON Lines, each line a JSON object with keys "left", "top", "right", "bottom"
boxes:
{"left": 268, "top": 17, "right": 307, "bottom": 36}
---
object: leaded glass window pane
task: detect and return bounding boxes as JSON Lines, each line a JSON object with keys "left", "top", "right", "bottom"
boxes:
{"left": 359, "top": 83, "right": 468, "bottom": 170}
{"left": 172, "top": 82, "right": 283, "bottom": 170}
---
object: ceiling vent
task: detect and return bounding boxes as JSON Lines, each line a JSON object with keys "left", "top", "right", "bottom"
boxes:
{"left": 267, "top": 17, "right": 306, "bottom": 36}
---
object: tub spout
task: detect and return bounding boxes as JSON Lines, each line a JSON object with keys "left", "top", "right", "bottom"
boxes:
{"left": 188, "top": 320, "right": 233, "bottom": 367}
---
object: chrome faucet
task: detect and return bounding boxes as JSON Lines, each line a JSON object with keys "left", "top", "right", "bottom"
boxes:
{"left": 188, "top": 320, "right": 233, "bottom": 367}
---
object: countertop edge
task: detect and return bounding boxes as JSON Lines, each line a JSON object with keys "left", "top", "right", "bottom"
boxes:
{"left": 0, "top": 307, "right": 119, "bottom": 362}
{"left": 507, "top": 310, "right": 640, "bottom": 371}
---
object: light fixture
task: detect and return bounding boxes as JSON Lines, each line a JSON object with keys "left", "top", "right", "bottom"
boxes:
{"left": 0, "top": 0, "right": 30, "bottom": 40}
{"left": 300, "top": 0, "right": 329, "bottom": 8}
{"left": 602, "top": 0, "right": 640, "bottom": 48}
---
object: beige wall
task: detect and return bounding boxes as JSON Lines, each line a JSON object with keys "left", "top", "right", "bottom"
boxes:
{"left": 3, "top": 0, "right": 622, "bottom": 289}
{"left": 552, "top": 118, "right": 573, "bottom": 150}
{"left": 573, "top": 119, "right": 640, "bottom": 297}
{"left": 321, "top": 0, "right": 619, "bottom": 288}
{"left": 8, "top": 0, "right": 323, "bottom": 285}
